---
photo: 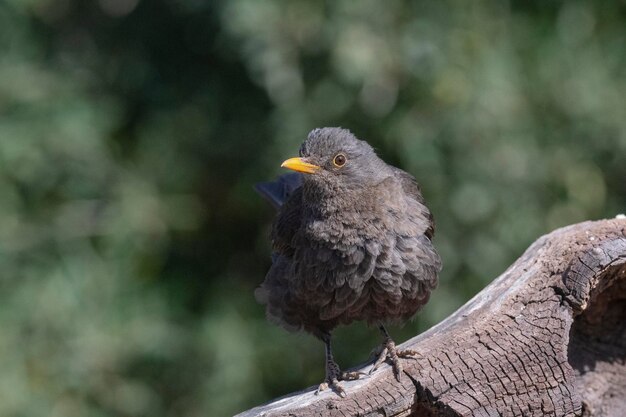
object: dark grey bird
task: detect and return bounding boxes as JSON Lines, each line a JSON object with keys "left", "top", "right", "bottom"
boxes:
{"left": 255, "top": 127, "right": 441, "bottom": 397}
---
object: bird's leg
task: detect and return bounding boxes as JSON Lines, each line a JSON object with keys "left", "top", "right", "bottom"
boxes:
{"left": 369, "top": 325, "right": 421, "bottom": 381}
{"left": 316, "top": 332, "right": 345, "bottom": 397}
{"left": 315, "top": 332, "right": 363, "bottom": 398}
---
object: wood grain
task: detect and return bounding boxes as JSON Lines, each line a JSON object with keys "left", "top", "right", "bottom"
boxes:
{"left": 237, "top": 218, "right": 626, "bottom": 417}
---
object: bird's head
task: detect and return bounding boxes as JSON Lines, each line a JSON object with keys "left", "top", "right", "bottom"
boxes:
{"left": 281, "top": 127, "right": 389, "bottom": 187}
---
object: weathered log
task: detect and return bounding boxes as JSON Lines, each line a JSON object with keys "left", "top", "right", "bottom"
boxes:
{"left": 238, "top": 218, "right": 626, "bottom": 417}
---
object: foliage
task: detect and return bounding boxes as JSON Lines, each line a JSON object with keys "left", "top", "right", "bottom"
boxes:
{"left": 0, "top": 1, "right": 624, "bottom": 416}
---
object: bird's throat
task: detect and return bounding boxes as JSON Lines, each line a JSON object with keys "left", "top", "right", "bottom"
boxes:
{"left": 302, "top": 180, "right": 375, "bottom": 219}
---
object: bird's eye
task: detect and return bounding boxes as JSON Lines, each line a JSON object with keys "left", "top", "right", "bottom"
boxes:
{"left": 333, "top": 153, "right": 347, "bottom": 167}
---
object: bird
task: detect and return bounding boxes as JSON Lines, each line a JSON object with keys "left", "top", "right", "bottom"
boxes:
{"left": 255, "top": 127, "right": 441, "bottom": 397}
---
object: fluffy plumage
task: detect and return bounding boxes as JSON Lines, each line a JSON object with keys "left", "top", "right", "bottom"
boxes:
{"left": 255, "top": 127, "right": 441, "bottom": 396}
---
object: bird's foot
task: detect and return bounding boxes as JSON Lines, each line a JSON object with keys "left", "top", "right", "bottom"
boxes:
{"left": 315, "top": 360, "right": 365, "bottom": 398}
{"left": 369, "top": 338, "right": 421, "bottom": 381}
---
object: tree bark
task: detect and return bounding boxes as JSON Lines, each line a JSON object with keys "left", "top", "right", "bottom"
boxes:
{"left": 237, "top": 218, "right": 626, "bottom": 417}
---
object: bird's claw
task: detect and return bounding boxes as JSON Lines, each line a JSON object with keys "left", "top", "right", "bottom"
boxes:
{"left": 315, "top": 378, "right": 346, "bottom": 398}
{"left": 368, "top": 344, "right": 384, "bottom": 361}
{"left": 369, "top": 339, "right": 421, "bottom": 380}
{"left": 315, "top": 360, "right": 365, "bottom": 397}
{"left": 369, "top": 346, "right": 389, "bottom": 374}
{"left": 397, "top": 348, "right": 421, "bottom": 359}
{"left": 342, "top": 370, "right": 367, "bottom": 380}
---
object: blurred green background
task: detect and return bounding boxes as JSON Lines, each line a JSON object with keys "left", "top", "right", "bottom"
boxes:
{"left": 0, "top": 0, "right": 625, "bottom": 416}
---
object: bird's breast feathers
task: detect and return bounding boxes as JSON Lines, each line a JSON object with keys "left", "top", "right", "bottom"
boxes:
{"left": 294, "top": 177, "right": 440, "bottom": 291}
{"left": 301, "top": 176, "right": 431, "bottom": 246}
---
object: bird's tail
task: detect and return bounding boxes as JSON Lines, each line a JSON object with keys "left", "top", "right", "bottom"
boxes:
{"left": 254, "top": 172, "right": 302, "bottom": 210}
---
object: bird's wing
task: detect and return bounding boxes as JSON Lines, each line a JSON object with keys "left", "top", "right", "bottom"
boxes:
{"left": 252, "top": 172, "right": 304, "bottom": 257}
{"left": 254, "top": 175, "right": 304, "bottom": 331}
{"left": 254, "top": 172, "right": 304, "bottom": 254}
{"left": 269, "top": 185, "right": 303, "bottom": 257}
{"left": 254, "top": 172, "right": 303, "bottom": 210}
{"left": 391, "top": 167, "right": 435, "bottom": 239}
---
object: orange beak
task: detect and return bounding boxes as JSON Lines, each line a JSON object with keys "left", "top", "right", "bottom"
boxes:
{"left": 280, "top": 157, "right": 320, "bottom": 174}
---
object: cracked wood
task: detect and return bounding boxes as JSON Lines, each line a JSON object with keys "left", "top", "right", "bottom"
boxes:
{"left": 237, "top": 218, "right": 626, "bottom": 417}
